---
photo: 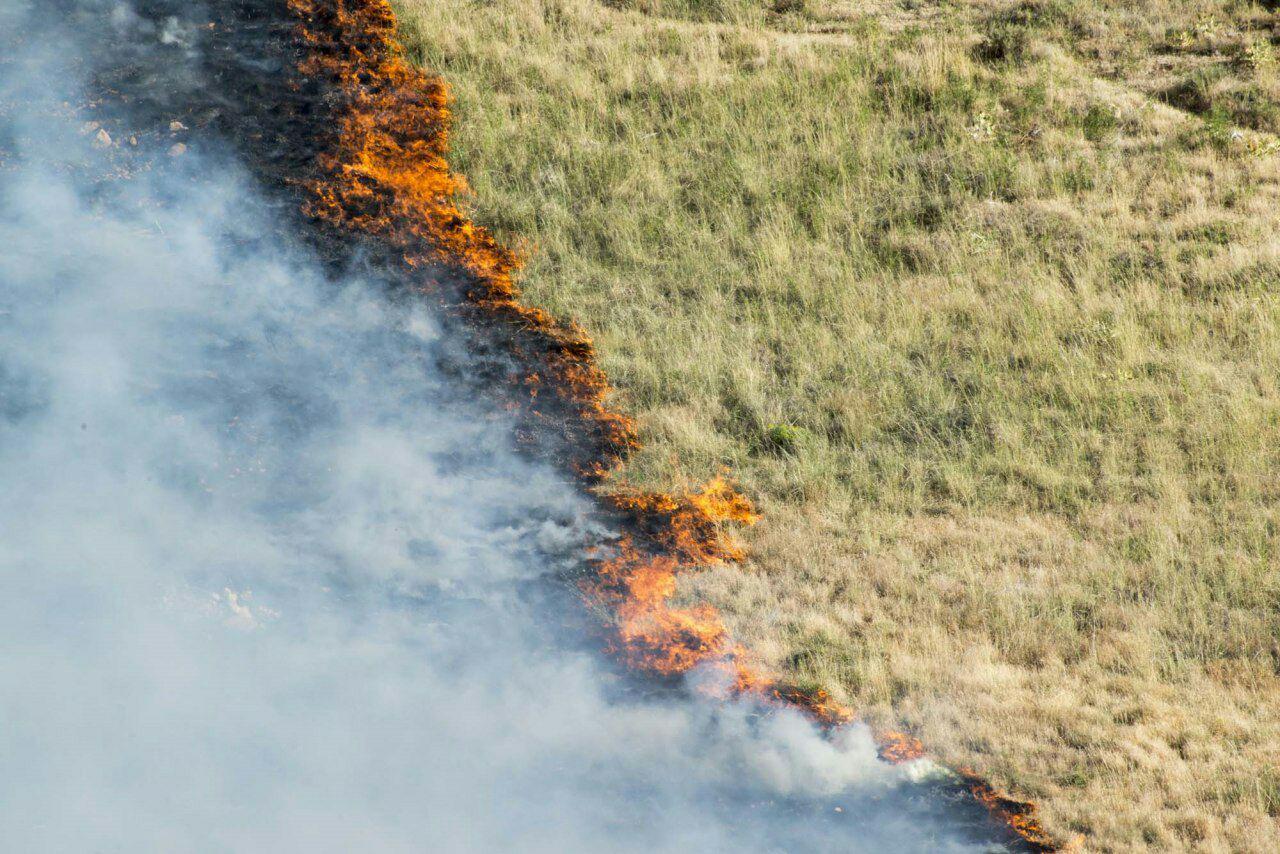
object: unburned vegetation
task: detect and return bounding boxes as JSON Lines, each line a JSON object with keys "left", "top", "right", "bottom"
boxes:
{"left": 390, "top": 0, "right": 1280, "bottom": 849}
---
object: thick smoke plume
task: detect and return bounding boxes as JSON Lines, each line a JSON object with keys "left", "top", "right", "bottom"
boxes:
{"left": 1, "top": 3, "right": 1022, "bottom": 851}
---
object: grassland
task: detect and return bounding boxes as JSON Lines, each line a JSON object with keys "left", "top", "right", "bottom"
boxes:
{"left": 390, "top": 1, "right": 1280, "bottom": 849}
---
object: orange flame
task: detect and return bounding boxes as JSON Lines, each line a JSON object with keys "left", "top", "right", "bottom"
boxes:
{"left": 965, "top": 770, "right": 1057, "bottom": 851}
{"left": 284, "top": 1, "right": 1054, "bottom": 849}
{"left": 878, "top": 730, "right": 928, "bottom": 764}
{"left": 287, "top": 0, "right": 636, "bottom": 473}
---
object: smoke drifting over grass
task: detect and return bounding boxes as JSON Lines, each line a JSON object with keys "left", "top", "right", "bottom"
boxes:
{"left": 0, "top": 4, "right": 1018, "bottom": 852}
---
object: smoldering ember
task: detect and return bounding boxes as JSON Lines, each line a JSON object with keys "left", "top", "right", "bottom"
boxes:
{"left": 9, "top": 2, "right": 1274, "bottom": 853}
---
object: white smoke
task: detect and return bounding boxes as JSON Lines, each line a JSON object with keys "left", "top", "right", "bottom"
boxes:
{"left": 0, "top": 4, "right": 1006, "bottom": 852}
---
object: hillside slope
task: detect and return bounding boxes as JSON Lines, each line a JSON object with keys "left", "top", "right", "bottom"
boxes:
{"left": 391, "top": 1, "right": 1280, "bottom": 849}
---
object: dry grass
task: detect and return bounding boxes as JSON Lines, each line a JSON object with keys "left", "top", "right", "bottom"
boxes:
{"left": 391, "top": 0, "right": 1280, "bottom": 848}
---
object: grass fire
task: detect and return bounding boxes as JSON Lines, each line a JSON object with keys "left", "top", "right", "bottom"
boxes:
{"left": 287, "top": 0, "right": 1053, "bottom": 848}
{"left": 7, "top": 0, "right": 1276, "bottom": 851}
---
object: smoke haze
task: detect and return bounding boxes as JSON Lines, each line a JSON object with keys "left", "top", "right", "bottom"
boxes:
{"left": 0, "top": 4, "right": 1013, "bottom": 851}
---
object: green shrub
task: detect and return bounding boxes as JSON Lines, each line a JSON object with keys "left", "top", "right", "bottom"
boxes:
{"left": 763, "top": 423, "right": 809, "bottom": 455}
{"left": 1082, "top": 103, "right": 1118, "bottom": 142}
{"left": 975, "top": 22, "right": 1034, "bottom": 65}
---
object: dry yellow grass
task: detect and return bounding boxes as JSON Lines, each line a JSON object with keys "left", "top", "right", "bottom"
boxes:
{"left": 392, "top": 0, "right": 1280, "bottom": 848}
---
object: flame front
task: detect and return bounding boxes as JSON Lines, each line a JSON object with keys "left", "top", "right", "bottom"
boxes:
{"left": 285, "top": 1, "right": 1054, "bottom": 849}
{"left": 288, "top": 0, "right": 635, "bottom": 473}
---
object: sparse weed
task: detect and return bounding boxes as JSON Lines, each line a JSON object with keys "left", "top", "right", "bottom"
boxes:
{"left": 968, "top": 110, "right": 997, "bottom": 142}
{"left": 1246, "top": 134, "right": 1280, "bottom": 157}
{"left": 1244, "top": 38, "right": 1277, "bottom": 75}
{"left": 1197, "top": 14, "right": 1222, "bottom": 37}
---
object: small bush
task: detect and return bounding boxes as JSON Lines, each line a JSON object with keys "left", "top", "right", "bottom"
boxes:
{"left": 975, "top": 23, "right": 1034, "bottom": 65}
{"left": 1058, "top": 768, "right": 1089, "bottom": 788}
{"left": 1203, "top": 104, "right": 1236, "bottom": 149}
{"left": 1082, "top": 103, "right": 1118, "bottom": 142}
{"left": 1223, "top": 84, "right": 1280, "bottom": 133}
{"left": 973, "top": 0, "right": 1072, "bottom": 65}
{"left": 770, "top": 0, "right": 806, "bottom": 14}
{"left": 763, "top": 423, "right": 809, "bottom": 455}
{"left": 1243, "top": 39, "right": 1277, "bottom": 75}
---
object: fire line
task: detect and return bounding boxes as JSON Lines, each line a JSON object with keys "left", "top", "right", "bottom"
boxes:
{"left": 284, "top": 1, "right": 1056, "bottom": 850}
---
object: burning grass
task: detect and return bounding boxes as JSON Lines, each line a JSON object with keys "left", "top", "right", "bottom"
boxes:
{"left": 291, "top": 0, "right": 1280, "bottom": 849}
{"left": 286, "top": 0, "right": 1057, "bottom": 848}
{"left": 286, "top": 0, "right": 851, "bottom": 730}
